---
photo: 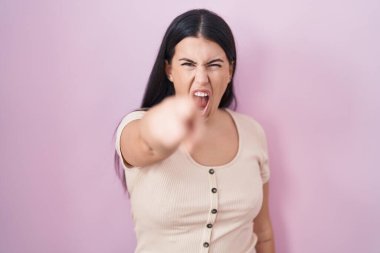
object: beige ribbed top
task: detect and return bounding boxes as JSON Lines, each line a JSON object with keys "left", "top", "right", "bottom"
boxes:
{"left": 115, "top": 108, "right": 270, "bottom": 253}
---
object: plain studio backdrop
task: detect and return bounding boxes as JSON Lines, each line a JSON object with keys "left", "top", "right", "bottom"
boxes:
{"left": 1, "top": 0, "right": 379, "bottom": 252}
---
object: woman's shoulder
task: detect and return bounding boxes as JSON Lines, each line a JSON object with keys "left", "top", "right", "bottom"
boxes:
{"left": 119, "top": 108, "right": 147, "bottom": 123}
{"left": 226, "top": 109, "right": 269, "bottom": 147}
{"left": 226, "top": 109, "right": 265, "bottom": 133}
{"left": 115, "top": 109, "right": 147, "bottom": 139}
{"left": 226, "top": 109, "right": 269, "bottom": 154}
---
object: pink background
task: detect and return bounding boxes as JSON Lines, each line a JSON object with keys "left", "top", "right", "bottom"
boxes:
{"left": 1, "top": 0, "right": 379, "bottom": 252}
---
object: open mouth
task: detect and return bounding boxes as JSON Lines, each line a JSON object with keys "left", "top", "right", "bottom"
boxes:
{"left": 192, "top": 90, "right": 210, "bottom": 114}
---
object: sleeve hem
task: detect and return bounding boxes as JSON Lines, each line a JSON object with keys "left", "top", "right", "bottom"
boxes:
{"left": 114, "top": 110, "right": 146, "bottom": 170}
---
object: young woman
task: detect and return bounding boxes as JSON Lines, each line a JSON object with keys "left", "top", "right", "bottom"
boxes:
{"left": 114, "top": 9, "right": 275, "bottom": 253}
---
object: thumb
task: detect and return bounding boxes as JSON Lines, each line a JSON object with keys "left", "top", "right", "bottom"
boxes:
{"left": 173, "top": 96, "right": 197, "bottom": 122}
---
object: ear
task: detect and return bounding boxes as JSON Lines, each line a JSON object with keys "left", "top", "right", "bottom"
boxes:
{"left": 165, "top": 60, "right": 173, "bottom": 82}
{"left": 229, "top": 61, "right": 234, "bottom": 78}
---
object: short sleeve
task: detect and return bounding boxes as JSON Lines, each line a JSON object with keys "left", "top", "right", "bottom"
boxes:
{"left": 257, "top": 123, "right": 271, "bottom": 184}
{"left": 115, "top": 110, "right": 146, "bottom": 170}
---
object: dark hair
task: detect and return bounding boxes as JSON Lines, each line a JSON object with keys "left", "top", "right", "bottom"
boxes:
{"left": 115, "top": 9, "right": 238, "bottom": 193}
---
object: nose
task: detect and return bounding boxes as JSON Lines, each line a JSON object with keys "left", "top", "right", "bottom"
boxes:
{"left": 194, "top": 66, "right": 209, "bottom": 85}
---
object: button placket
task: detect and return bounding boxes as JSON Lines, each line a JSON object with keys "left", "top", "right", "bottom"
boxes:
{"left": 200, "top": 168, "right": 219, "bottom": 253}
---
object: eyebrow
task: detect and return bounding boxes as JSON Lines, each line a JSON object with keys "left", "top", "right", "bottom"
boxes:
{"left": 208, "top": 59, "right": 224, "bottom": 64}
{"left": 178, "top": 58, "right": 224, "bottom": 64}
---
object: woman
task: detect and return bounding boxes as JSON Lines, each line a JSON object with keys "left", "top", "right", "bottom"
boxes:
{"left": 114, "top": 9, "right": 275, "bottom": 253}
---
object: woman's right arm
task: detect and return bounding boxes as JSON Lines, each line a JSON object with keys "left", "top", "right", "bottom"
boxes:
{"left": 120, "top": 96, "right": 199, "bottom": 168}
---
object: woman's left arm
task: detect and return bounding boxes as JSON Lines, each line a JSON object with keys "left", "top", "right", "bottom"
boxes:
{"left": 254, "top": 182, "right": 275, "bottom": 253}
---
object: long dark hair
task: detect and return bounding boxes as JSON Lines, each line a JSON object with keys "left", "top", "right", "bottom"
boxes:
{"left": 115, "top": 9, "right": 238, "bottom": 193}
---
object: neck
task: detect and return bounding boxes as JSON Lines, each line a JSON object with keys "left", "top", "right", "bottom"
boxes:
{"left": 203, "top": 108, "right": 226, "bottom": 127}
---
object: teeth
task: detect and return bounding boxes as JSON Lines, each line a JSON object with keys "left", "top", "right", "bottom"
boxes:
{"left": 194, "top": 91, "right": 209, "bottom": 97}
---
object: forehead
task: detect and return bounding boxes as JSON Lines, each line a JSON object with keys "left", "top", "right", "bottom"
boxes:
{"left": 173, "top": 36, "right": 227, "bottom": 61}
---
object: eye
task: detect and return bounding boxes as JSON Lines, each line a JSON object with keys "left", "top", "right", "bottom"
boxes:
{"left": 208, "top": 64, "right": 222, "bottom": 68}
{"left": 181, "top": 62, "right": 195, "bottom": 67}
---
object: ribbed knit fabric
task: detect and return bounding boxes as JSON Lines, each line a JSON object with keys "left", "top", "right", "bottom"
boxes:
{"left": 115, "top": 108, "right": 270, "bottom": 253}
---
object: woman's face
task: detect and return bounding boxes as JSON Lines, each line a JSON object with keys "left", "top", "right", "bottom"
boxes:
{"left": 165, "top": 36, "right": 233, "bottom": 119}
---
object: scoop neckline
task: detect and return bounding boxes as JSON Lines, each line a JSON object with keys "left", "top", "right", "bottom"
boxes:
{"left": 182, "top": 108, "right": 241, "bottom": 170}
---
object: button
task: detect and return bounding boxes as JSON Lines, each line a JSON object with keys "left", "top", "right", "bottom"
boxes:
{"left": 209, "top": 169, "right": 215, "bottom": 174}
{"left": 207, "top": 223, "right": 213, "bottom": 228}
{"left": 211, "top": 209, "right": 217, "bottom": 214}
{"left": 211, "top": 188, "right": 217, "bottom": 193}
{"left": 203, "top": 242, "right": 209, "bottom": 248}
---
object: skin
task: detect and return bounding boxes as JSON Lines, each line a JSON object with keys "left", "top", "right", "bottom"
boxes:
{"left": 254, "top": 183, "right": 276, "bottom": 253}
{"left": 120, "top": 35, "right": 275, "bottom": 252}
